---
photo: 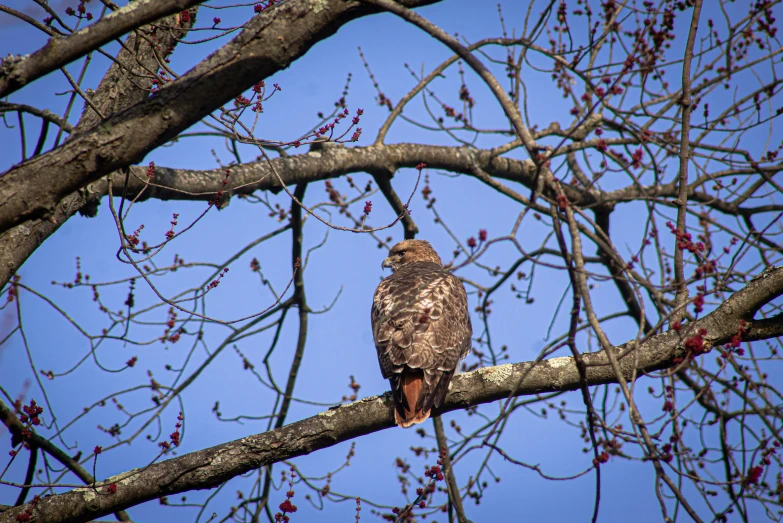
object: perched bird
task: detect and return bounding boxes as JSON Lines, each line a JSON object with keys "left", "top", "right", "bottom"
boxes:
{"left": 371, "top": 240, "right": 472, "bottom": 428}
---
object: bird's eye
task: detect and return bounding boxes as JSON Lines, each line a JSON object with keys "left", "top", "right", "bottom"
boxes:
{"left": 397, "top": 250, "right": 406, "bottom": 256}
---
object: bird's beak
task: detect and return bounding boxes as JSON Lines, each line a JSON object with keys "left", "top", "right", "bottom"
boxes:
{"left": 382, "top": 257, "right": 393, "bottom": 270}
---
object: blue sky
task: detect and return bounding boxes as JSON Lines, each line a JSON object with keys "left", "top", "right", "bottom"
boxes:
{"left": 1, "top": 1, "right": 781, "bottom": 522}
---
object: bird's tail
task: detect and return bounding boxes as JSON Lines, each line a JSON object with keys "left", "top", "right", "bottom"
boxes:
{"left": 395, "top": 371, "right": 430, "bottom": 428}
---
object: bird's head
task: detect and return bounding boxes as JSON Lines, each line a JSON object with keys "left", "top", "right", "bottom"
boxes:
{"left": 381, "top": 240, "right": 442, "bottom": 272}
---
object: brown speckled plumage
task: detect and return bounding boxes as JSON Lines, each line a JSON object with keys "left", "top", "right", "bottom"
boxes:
{"left": 371, "top": 240, "right": 472, "bottom": 428}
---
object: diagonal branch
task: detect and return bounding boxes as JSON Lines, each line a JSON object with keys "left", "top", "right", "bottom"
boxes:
{"left": 0, "top": 0, "right": 203, "bottom": 98}
{"left": 433, "top": 416, "right": 469, "bottom": 523}
{"left": 3, "top": 267, "right": 782, "bottom": 523}
{"left": 0, "top": 401, "right": 131, "bottom": 521}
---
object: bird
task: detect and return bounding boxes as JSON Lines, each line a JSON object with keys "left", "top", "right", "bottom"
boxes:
{"left": 371, "top": 239, "right": 472, "bottom": 428}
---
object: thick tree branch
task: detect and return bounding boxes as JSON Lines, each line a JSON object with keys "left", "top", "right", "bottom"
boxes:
{"left": 3, "top": 141, "right": 778, "bottom": 290}
{"left": 54, "top": 144, "right": 783, "bottom": 217}
{"left": 4, "top": 266, "right": 781, "bottom": 523}
{"left": 0, "top": 0, "right": 203, "bottom": 98}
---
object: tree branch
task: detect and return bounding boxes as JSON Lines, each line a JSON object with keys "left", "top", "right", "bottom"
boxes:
{"left": 4, "top": 266, "right": 781, "bottom": 523}
{"left": 3, "top": 140, "right": 779, "bottom": 291}
{"left": 433, "top": 416, "right": 469, "bottom": 523}
{"left": 672, "top": 0, "right": 703, "bottom": 323}
{"left": 0, "top": 0, "right": 203, "bottom": 98}
{"left": 0, "top": 400, "right": 131, "bottom": 521}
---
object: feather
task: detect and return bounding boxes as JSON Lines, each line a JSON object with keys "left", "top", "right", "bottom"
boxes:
{"left": 394, "top": 371, "right": 430, "bottom": 428}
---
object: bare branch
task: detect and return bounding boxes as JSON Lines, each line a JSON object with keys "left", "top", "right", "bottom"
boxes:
{"left": 672, "top": 0, "right": 704, "bottom": 323}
